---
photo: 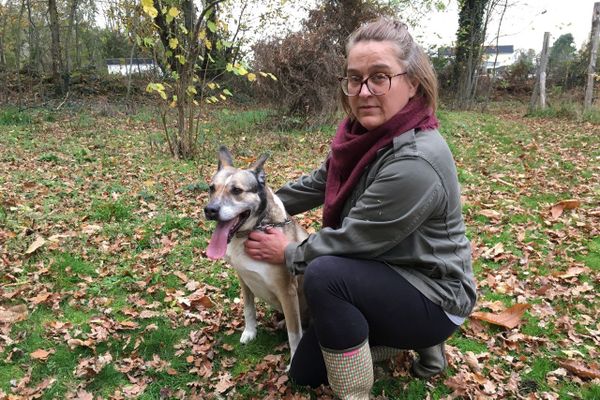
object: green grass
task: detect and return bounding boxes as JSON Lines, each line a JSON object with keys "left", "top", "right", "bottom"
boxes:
{"left": 0, "top": 102, "right": 597, "bottom": 398}
{"left": 89, "top": 198, "right": 133, "bottom": 222}
{"left": 0, "top": 106, "right": 33, "bottom": 125}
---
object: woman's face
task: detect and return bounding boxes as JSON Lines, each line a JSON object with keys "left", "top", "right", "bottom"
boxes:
{"left": 346, "top": 40, "right": 417, "bottom": 130}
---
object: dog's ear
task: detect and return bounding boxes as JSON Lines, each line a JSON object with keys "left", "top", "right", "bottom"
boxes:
{"left": 217, "top": 146, "right": 234, "bottom": 170}
{"left": 250, "top": 153, "right": 269, "bottom": 186}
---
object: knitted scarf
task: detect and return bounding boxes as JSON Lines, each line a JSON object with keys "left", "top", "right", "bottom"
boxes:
{"left": 323, "top": 96, "right": 439, "bottom": 228}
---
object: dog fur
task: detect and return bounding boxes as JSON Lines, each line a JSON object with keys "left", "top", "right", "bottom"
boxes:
{"left": 204, "top": 146, "right": 308, "bottom": 359}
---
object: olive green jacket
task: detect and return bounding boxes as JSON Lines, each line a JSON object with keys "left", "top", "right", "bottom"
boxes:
{"left": 276, "top": 129, "right": 477, "bottom": 318}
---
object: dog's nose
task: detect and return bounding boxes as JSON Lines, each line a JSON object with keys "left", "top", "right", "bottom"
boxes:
{"left": 204, "top": 204, "right": 220, "bottom": 220}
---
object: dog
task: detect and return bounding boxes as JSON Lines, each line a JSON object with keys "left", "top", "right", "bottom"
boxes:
{"left": 204, "top": 146, "right": 309, "bottom": 360}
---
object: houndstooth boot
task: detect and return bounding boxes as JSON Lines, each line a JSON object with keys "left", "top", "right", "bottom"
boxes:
{"left": 369, "top": 346, "right": 403, "bottom": 363}
{"left": 321, "top": 340, "right": 373, "bottom": 400}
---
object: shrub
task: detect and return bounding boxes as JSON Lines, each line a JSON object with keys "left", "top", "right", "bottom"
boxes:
{"left": 251, "top": 1, "right": 394, "bottom": 126}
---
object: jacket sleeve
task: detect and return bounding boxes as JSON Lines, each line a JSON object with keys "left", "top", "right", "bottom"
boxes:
{"left": 275, "top": 159, "right": 328, "bottom": 216}
{"left": 284, "top": 157, "right": 445, "bottom": 274}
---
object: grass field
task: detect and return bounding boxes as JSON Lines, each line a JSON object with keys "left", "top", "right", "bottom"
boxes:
{"left": 0, "top": 102, "right": 598, "bottom": 399}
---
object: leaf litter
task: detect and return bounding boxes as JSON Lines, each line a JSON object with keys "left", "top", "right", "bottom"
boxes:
{"left": 0, "top": 106, "right": 598, "bottom": 398}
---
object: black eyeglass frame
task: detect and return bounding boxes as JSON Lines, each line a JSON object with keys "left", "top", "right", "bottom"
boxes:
{"left": 338, "top": 72, "right": 408, "bottom": 96}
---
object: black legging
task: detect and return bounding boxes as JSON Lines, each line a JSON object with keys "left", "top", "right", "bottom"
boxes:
{"left": 289, "top": 255, "right": 458, "bottom": 388}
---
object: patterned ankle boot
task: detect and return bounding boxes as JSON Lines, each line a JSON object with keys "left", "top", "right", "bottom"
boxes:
{"left": 411, "top": 342, "right": 448, "bottom": 378}
{"left": 321, "top": 340, "right": 373, "bottom": 400}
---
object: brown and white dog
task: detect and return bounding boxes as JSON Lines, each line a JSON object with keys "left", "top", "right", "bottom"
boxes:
{"left": 204, "top": 146, "right": 308, "bottom": 360}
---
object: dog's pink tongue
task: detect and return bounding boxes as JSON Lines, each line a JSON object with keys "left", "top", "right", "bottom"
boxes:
{"left": 206, "top": 219, "right": 236, "bottom": 260}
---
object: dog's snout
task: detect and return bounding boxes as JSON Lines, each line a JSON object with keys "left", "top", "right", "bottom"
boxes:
{"left": 204, "top": 204, "right": 220, "bottom": 220}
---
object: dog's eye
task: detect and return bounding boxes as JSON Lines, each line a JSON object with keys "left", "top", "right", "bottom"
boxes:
{"left": 231, "top": 187, "right": 243, "bottom": 195}
{"left": 209, "top": 185, "right": 215, "bottom": 193}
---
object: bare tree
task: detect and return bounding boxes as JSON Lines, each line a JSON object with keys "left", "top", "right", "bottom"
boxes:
{"left": 584, "top": 2, "right": 600, "bottom": 110}
{"left": 48, "top": 0, "right": 65, "bottom": 95}
{"left": 530, "top": 32, "right": 550, "bottom": 111}
{"left": 65, "top": 0, "right": 80, "bottom": 79}
{"left": 452, "top": 0, "right": 491, "bottom": 109}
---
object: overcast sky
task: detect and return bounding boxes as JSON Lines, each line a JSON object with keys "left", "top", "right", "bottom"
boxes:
{"left": 411, "top": 0, "right": 598, "bottom": 53}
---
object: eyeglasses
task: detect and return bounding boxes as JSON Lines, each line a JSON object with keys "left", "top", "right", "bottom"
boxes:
{"left": 338, "top": 72, "right": 407, "bottom": 96}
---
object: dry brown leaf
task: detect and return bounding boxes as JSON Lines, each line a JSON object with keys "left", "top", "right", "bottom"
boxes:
{"left": 25, "top": 236, "right": 46, "bottom": 254}
{"left": 479, "top": 209, "right": 502, "bottom": 220}
{"left": 470, "top": 303, "right": 530, "bottom": 329}
{"left": 0, "top": 304, "right": 28, "bottom": 324}
{"left": 214, "top": 372, "right": 234, "bottom": 393}
{"left": 557, "top": 359, "right": 600, "bottom": 379}
{"left": 31, "top": 292, "right": 52, "bottom": 305}
{"left": 173, "top": 270, "right": 188, "bottom": 283}
{"left": 557, "top": 266, "right": 588, "bottom": 279}
{"left": 74, "top": 389, "right": 94, "bottom": 400}
{"left": 30, "top": 348, "right": 54, "bottom": 361}
{"left": 551, "top": 199, "right": 581, "bottom": 219}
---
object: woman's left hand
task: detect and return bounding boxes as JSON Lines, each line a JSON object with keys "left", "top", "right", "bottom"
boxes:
{"left": 244, "top": 227, "right": 290, "bottom": 264}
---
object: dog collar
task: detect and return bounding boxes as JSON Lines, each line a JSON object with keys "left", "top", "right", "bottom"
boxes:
{"left": 235, "top": 219, "right": 292, "bottom": 238}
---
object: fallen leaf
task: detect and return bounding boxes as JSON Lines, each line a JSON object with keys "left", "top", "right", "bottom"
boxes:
{"left": 25, "top": 236, "right": 46, "bottom": 254}
{"left": 471, "top": 303, "right": 530, "bottom": 329}
{"left": 557, "top": 266, "right": 588, "bottom": 279}
{"left": 0, "top": 304, "right": 28, "bottom": 324}
{"left": 550, "top": 199, "right": 580, "bottom": 219}
{"left": 74, "top": 389, "right": 94, "bottom": 400}
{"left": 215, "top": 372, "right": 234, "bottom": 393}
{"left": 479, "top": 209, "right": 502, "bottom": 220}
{"left": 173, "top": 270, "right": 188, "bottom": 283}
{"left": 81, "top": 224, "right": 103, "bottom": 234}
{"left": 557, "top": 359, "right": 600, "bottom": 379}
{"left": 31, "top": 292, "right": 52, "bottom": 305}
{"left": 31, "top": 348, "right": 54, "bottom": 361}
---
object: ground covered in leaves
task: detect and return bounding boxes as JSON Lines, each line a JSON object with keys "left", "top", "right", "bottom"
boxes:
{"left": 0, "top": 103, "right": 598, "bottom": 399}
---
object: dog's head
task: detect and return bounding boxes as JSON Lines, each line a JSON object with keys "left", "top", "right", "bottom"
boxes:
{"left": 204, "top": 146, "right": 269, "bottom": 260}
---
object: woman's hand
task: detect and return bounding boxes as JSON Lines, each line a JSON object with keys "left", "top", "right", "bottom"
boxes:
{"left": 244, "top": 227, "right": 290, "bottom": 265}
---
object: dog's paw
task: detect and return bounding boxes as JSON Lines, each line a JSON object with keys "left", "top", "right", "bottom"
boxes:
{"left": 240, "top": 329, "right": 257, "bottom": 344}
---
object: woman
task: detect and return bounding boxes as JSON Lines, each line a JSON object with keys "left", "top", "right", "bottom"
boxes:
{"left": 244, "top": 17, "right": 477, "bottom": 399}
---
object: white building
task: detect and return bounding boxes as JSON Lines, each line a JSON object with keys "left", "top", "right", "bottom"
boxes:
{"left": 106, "top": 58, "right": 158, "bottom": 75}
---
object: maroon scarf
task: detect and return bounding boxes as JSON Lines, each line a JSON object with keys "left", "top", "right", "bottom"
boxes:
{"left": 323, "top": 96, "right": 439, "bottom": 228}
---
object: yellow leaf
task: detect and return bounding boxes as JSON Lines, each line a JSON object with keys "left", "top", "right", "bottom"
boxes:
{"left": 141, "top": 0, "right": 157, "bottom": 18}
{"left": 198, "top": 30, "right": 206, "bottom": 40}
{"left": 237, "top": 65, "right": 248, "bottom": 75}
{"left": 246, "top": 73, "right": 256, "bottom": 82}
{"left": 204, "top": 39, "right": 212, "bottom": 51}
{"left": 169, "top": 38, "right": 178, "bottom": 49}
{"left": 168, "top": 7, "right": 180, "bottom": 17}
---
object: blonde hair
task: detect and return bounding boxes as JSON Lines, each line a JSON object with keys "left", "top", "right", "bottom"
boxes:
{"left": 340, "top": 17, "right": 438, "bottom": 117}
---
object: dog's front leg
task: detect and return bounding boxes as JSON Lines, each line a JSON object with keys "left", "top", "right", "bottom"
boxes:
{"left": 238, "top": 278, "right": 257, "bottom": 344}
{"left": 279, "top": 285, "right": 303, "bottom": 359}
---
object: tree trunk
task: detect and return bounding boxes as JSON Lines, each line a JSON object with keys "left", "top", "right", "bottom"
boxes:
{"left": 26, "top": 0, "right": 41, "bottom": 73}
{"left": 48, "top": 0, "right": 65, "bottom": 95}
{"left": 126, "top": 42, "right": 136, "bottom": 106}
{"left": 530, "top": 32, "right": 550, "bottom": 111}
{"left": 584, "top": 2, "right": 600, "bottom": 110}
{"left": 15, "top": 0, "right": 26, "bottom": 105}
{"left": 75, "top": 16, "right": 81, "bottom": 69}
{"left": 453, "top": 0, "right": 490, "bottom": 109}
{"left": 0, "top": 2, "right": 7, "bottom": 71}
{"left": 482, "top": 0, "right": 508, "bottom": 111}
{"left": 64, "top": 0, "right": 79, "bottom": 84}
